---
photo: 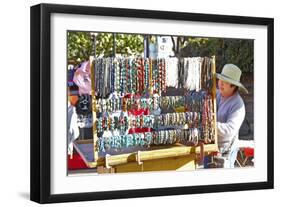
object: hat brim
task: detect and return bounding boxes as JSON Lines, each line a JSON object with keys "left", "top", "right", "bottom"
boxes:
{"left": 215, "top": 73, "right": 248, "bottom": 94}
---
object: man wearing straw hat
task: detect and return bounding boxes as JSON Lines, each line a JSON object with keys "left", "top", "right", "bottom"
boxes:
{"left": 213, "top": 63, "right": 248, "bottom": 168}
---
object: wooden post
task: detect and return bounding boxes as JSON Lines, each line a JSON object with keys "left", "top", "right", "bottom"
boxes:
{"left": 211, "top": 56, "right": 218, "bottom": 150}
{"left": 90, "top": 56, "right": 99, "bottom": 162}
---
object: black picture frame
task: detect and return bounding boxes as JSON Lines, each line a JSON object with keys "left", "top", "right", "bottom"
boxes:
{"left": 30, "top": 3, "right": 274, "bottom": 204}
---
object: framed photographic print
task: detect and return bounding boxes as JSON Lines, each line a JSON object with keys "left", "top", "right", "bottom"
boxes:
{"left": 30, "top": 3, "right": 274, "bottom": 203}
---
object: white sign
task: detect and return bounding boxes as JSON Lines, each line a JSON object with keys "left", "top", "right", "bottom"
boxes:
{"left": 157, "top": 36, "right": 174, "bottom": 58}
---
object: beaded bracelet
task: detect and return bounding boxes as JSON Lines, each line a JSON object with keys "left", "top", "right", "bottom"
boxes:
{"left": 97, "top": 127, "right": 207, "bottom": 152}
{"left": 97, "top": 132, "right": 153, "bottom": 152}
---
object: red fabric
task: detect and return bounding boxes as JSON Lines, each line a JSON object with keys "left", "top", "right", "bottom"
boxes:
{"left": 128, "top": 108, "right": 151, "bottom": 134}
{"left": 129, "top": 108, "right": 149, "bottom": 116}
{"left": 68, "top": 153, "right": 88, "bottom": 170}
{"left": 243, "top": 147, "right": 254, "bottom": 157}
{"left": 129, "top": 127, "right": 151, "bottom": 134}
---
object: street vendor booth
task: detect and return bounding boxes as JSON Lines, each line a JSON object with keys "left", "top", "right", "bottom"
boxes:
{"left": 69, "top": 55, "right": 218, "bottom": 174}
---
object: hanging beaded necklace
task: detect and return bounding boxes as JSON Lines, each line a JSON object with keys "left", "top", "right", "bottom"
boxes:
{"left": 144, "top": 58, "right": 150, "bottom": 93}
{"left": 93, "top": 56, "right": 216, "bottom": 152}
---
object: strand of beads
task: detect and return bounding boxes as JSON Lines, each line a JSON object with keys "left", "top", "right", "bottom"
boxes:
{"left": 116, "top": 58, "right": 121, "bottom": 94}
{"left": 162, "top": 58, "right": 166, "bottom": 93}
{"left": 158, "top": 58, "right": 162, "bottom": 95}
{"left": 120, "top": 58, "right": 126, "bottom": 95}
{"left": 152, "top": 59, "right": 158, "bottom": 93}
{"left": 144, "top": 58, "right": 150, "bottom": 93}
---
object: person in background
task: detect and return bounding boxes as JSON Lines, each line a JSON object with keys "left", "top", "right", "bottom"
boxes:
{"left": 67, "top": 100, "right": 80, "bottom": 159}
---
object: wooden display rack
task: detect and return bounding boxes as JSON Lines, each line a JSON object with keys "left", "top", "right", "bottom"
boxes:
{"left": 73, "top": 56, "right": 218, "bottom": 173}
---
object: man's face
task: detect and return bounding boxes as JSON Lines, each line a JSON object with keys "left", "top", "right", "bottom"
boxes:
{"left": 218, "top": 79, "right": 236, "bottom": 97}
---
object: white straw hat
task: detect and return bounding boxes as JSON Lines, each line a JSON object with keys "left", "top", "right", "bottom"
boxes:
{"left": 215, "top": 64, "right": 248, "bottom": 94}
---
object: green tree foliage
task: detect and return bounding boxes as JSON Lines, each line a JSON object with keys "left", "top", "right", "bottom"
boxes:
{"left": 95, "top": 33, "right": 144, "bottom": 57}
{"left": 179, "top": 37, "right": 254, "bottom": 72}
{"left": 67, "top": 31, "right": 93, "bottom": 64}
{"left": 116, "top": 33, "right": 144, "bottom": 56}
{"left": 67, "top": 32, "right": 253, "bottom": 73}
{"left": 67, "top": 32, "right": 144, "bottom": 65}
